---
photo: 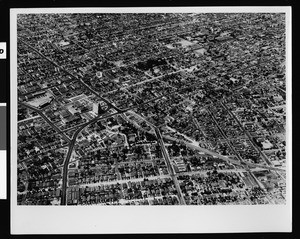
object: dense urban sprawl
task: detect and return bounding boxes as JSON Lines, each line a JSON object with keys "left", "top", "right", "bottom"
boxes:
{"left": 17, "top": 13, "right": 286, "bottom": 205}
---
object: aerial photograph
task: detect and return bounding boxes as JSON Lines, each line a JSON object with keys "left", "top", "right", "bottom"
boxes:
{"left": 16, "top": 12, "right": 287, "bottom": 206}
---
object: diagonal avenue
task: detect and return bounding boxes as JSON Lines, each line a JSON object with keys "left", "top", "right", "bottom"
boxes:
{"left": 154, "top": 127, "right": 186, "bottom": 205}
{"left": 18, "top": 35, "right": 285, "bottom": 207}
{"left": 19, "top": 102, "right": 71, "bottom": 144}
{"left": 60, "top": 111, "right": 121, "bottom": 205}
{"left": 19, "top": 38, "right": 123, "bottom": 114}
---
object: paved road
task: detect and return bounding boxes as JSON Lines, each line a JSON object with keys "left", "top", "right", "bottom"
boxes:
{"left": 154, "top": 128, "right": 186, "bottom": 205}
{"left": 19, "top": 37, "right": 285, "bottom": 205}
{"left": 125, "top": 110, "right": 285, "bottom": 174}
{"left": 79, "top": 174, "right": 171, "bottom": 188}
{"left": 18, "top": 115, "right": 41, "bottom": 124}
{"left": 204, "top": 107, "right": 268, "bottom": 188}
{"left": 19, "top": 39, "right": 123, "bottom": 114}
{"left": 125, "top": 111, "right": 186, "bottom": 204}
{"left": 206, "top": 108, "right": 245, "bottom": 162}
{"left": 19, "top": 39, "right": 124, "bottom": 204}
{"left": 60, "top": 111, "right": 121, "bottom": 205}
{"left": 19, "top": 102, "right": 71, "bottom": 143}
{"left": 181, "top": 140, "right": 285, "bottom": 172}
{"left": 220, "top": 101, "right": 273, "bottom": 166}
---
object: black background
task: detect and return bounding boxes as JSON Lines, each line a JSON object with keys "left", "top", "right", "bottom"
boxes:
{"left": 0, "top": 0, "right": 295, "bottom": 238}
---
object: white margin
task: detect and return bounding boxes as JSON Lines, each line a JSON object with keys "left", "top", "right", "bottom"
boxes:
{"left": 0, "top": 151, "right": 6, "bottom": 199}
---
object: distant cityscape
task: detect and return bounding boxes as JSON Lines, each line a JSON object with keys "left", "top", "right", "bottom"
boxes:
{"left": 17, "top": 13, "right": 286, "bottom": 205}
